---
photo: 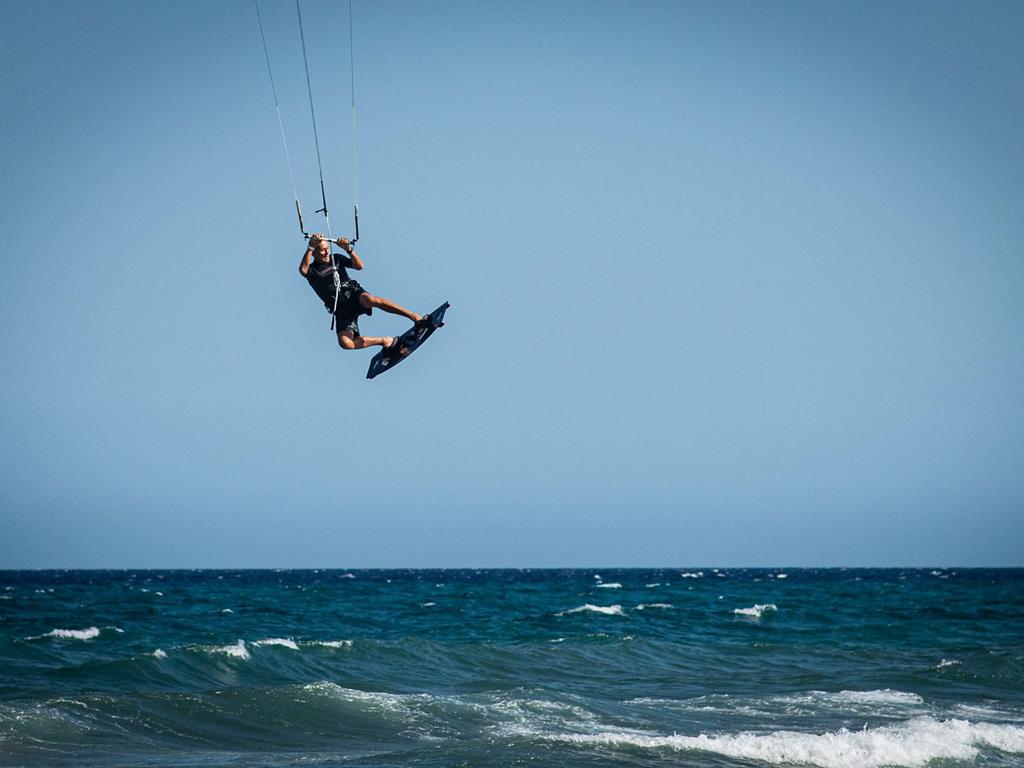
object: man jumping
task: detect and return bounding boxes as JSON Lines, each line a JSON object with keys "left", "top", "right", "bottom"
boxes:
{"left": 299, "top": 233, "right": 421, "bottom": 353}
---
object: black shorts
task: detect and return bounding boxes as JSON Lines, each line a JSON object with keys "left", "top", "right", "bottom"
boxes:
{"left": 333, "top": 281, "right": 372, "bottom": 336}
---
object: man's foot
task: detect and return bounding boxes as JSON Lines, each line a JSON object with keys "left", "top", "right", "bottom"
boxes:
{"left": 384, "top": 336, "right": 411, "bottom": 357}
{"left": 415, "top": 312, "right": 441, "bottom": 331}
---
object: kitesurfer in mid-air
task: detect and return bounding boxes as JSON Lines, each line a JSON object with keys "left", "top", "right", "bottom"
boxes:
{"left": 300, "top": 234, "right": 421, "bottom": 353}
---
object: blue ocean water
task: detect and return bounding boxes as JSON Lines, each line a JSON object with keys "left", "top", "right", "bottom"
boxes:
{"left": 1, "top": 569, "right": 1022, "bottom": 767}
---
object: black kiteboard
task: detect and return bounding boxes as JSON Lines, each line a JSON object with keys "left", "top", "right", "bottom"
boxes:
{"left": 366, "top": 302, "right": 450, "bottom": 379}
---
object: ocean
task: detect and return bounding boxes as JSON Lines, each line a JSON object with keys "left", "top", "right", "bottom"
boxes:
{"left": 1, "top": 568, "right": 1022, "bottom": 767}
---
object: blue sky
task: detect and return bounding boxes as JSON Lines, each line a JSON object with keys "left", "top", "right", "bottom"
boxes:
{"left": 1, "top": 0, "right": 1021, "bottom": 568}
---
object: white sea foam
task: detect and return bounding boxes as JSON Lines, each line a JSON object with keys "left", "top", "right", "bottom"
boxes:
{"left": 636, "top": 603, "right": 674, "bottom": 610}
{"left": 775, "top": 573, "right": 788, "bottom": 579}
{"left": 213, "top": 640, "right": 250, "bottom": 660}
{"left": 315, "top": 640, "right": 353, "bottom": 649}
{"left": 680, "top": 571, "right": 704, "bottom": 578}
{"left": 645, "top": 583, "right": 662, "bottom": 588}
{"left": 936, "top": 658, "right": 960, "bottom": 669}
{"left": 490, "top": 692, "right": 607, "bottom": 737}
{"left": 954, "top": 703, "right": 1024, "bottom": 723}
{"left": 301, "top": 681, "right": 418, "bottom": 715}
{"left": 560, "top": 604, "right": 625, "bottom": 616}
{"left": 40, "top": 627, "right": 101, "bottom": 641}
{"left": 153, "top": 648, "right": 168, "bottom": 659}
{"left": 827, "top": 690, "right": 923, "bottom": 707}
{"left": 629, "top": 689, "right": 926, "bottom": 719}
{"left": 596, "top": 583, "right": 622, "bottom": 589}
{"left": 340, "top": 573, "right": 356, "bottom": 579}
{"left": 220, "top": 608, "right": 234, "bottom": 614}
{"left": 548, "top": 717, "right": 1024, "bottom": 768}
{"left": 733, "top": 603, "right": 777, "bottom": 618}
{"left": 421, "top": 601, "right": 437, "bottom": 607}
{"left": 254, "top": 637, "right": 299, "bottom": 650}
{"left": 774, "top": 690, "right": 925, "bottom": 717}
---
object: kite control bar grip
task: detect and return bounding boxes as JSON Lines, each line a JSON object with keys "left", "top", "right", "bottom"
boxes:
{"left": 303, "top": 233, "right": 358, "bottom": 248}
{"left": 303, "top": 208, "right": 359, "bottom": 245}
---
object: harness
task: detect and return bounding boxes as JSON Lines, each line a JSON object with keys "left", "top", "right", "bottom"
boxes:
{"left": 330, "top": 266, "right": 341, "bottom": 330}
{"left": 327, "top": 266, "right": 363, "bottom": 331}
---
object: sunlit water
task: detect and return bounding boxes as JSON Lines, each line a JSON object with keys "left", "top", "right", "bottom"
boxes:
{"left": 2, "top": 569, "right": 1022, "bottom": 767}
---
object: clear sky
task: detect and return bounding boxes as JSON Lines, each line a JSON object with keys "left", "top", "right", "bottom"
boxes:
{"left": 1, "top": 0, "right": 1021, "bottom": 568}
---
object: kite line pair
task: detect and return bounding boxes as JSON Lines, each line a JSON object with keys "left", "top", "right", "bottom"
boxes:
{"left": 255, "top": 0, "right": 360, "bottom": 246}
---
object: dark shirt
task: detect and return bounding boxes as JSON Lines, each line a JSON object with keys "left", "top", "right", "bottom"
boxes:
{"left": 305, "top": 253, "right": 355, "bottom": 310}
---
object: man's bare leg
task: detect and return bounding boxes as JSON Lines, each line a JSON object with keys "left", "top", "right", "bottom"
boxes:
{"left": 359, "top": 293, "right": 421, "bottom": 323}
{"left": 338, "top": 332, "right": 393, "bottom": 350}
{"left": 338, "top": 332, "right": 412, "bottom": 357}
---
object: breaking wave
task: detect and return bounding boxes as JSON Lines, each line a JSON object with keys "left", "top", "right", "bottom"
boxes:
{"left": 559, "top": 604, "right": 625, "bottom": 616}
{"left": 733, "top": 603, "right": 777, "bottom": 618}
{"left": 545, "top": 717, "right": 1024, "bottom": 768}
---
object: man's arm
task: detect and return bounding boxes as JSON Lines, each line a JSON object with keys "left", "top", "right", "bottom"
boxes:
{"left": 336, "top": 237, "right": 363, "bottom": 270}
{"left": 299, "top": 238, "right": 317, "bottom": 276}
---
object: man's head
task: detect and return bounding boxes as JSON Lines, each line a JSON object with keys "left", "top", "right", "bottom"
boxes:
{"left": 310, "top": 236, "right": 332, "bottom": 263}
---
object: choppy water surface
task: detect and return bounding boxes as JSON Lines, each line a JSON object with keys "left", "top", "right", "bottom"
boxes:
{"left": 1, "top": 569, "right": 1022, "bottom": 767}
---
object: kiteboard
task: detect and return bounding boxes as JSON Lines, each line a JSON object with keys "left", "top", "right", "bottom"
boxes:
{"left": 366, "top": 302, "right": 450, "bottom": 379}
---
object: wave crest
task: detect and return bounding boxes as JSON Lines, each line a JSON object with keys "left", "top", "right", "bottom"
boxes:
{"left": 212, "top": 640, "right": 250, "bottom": 660}
{"left": 550, "top": 717, "right": 1024, "bottom": 768}
{"left": 559, "top": 604, "right": 625, "bottom": 617}
{"left": 733, "top": 603, "right": 777, "bottom": 618}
